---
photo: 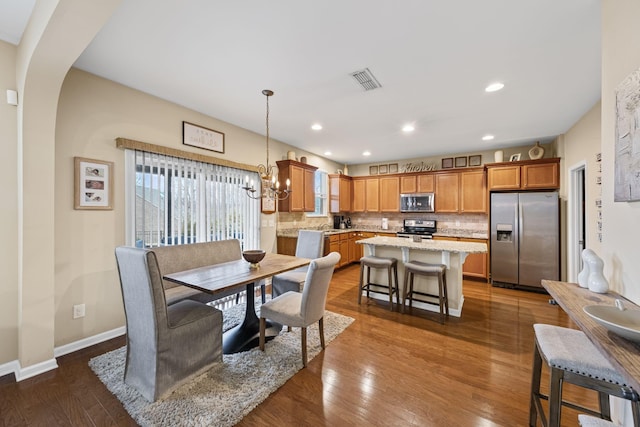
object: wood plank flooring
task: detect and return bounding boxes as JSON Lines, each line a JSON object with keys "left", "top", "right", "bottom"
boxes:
{"left": 0, "top": 264, "right": 597, "bottom": 426}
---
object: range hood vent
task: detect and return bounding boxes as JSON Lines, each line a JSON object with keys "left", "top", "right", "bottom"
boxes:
{"left": 351, "top": 68, "right": 382, "bottom": 91}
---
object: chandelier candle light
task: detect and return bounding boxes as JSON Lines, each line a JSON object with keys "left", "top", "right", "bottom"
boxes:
{"left": 242, "top": 89, "right": 291, "bottom": 200}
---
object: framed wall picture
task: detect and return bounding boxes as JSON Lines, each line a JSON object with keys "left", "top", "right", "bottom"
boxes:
{"left": 441, "top": 158, "right": 453, "bottom": 169}
{"left": 388, "top": 163, "right": 398, "bottom": 173}
{"left": 379, "top": 164, "right": 388, "bottom": 174}
{"left": 182, "top": 121, "right": 225, "bottom": 153}
{"left": 510, "top": 153, "right": 521, "bottom": 162}
{"left": 455, "top": 156, "right": 467, "bottom": 168}
{"left": 369, "top": 165, "right": 379, "bottom": 175}
{"left": 468, "top": 154, "right": 482, "bottom": 166}
{"left": 74, "top": 157, "right": 114, "bottom": 210}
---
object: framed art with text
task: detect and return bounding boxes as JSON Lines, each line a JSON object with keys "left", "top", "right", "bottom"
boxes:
{"left": 183, "top": 121, "right": 225, "bottom": 153}
{"left": 74, "top": 157, "right": 114, "bottom": 210}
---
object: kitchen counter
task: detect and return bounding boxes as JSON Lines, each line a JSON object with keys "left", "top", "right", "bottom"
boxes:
{"left": 355, "top": 236, "right": 488, "bottom": 317}
{"left": 277, "top": 228, "right": 488, "bottom": 240}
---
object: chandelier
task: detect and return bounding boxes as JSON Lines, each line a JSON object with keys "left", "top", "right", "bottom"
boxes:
{"left": 242, "top": 89, "right": 291, "bottom": 200}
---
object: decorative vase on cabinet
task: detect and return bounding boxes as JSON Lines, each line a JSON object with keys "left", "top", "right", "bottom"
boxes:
{"left": 528, "top": 142, "right": 545, "bottom": 160}
{"left": 494, "top": 150, "right": 504, "bottom": 162}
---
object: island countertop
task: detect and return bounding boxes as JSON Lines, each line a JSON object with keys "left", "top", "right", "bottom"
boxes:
{"left": 356, "top": 236, "right": 487, "bottom": 254}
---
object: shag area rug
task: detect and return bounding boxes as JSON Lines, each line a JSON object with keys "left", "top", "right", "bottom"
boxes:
{"left": 89, "top": 302, "right": 354, "bottom": 426}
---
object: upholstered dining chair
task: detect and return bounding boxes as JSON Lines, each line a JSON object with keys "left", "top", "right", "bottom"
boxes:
{"left": 115, "top": 246, "right": 223, "bottom": 402}
{"left": 259, "top": 252, "right": 340, "bottom": 367}
{"left": 271, "top": 230, "right": 325, "bottom": 297}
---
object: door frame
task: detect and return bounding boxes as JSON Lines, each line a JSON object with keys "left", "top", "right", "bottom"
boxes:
{"left": 567, "top": 160, "right": 586, "bottom": 283}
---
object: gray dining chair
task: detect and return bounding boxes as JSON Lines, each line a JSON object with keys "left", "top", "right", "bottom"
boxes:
{"left": 115, "top": 246, "right": 223, "bottom": 402}
{"left": 272, "top": 230, "right": 325, "bottom": 297}
{"left": 259, "top": 252, "right": 340, "bottom": 367}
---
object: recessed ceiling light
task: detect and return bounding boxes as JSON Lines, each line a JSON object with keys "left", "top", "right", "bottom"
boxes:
{"left": 402, "top": 124, "right": 415, "bottom": 133}
{"left": 311, "top": 123, "right": 323, "bottom": 131}
{"left": 482, "top": 135, "right": 495, "bottom": 141}
{"left": 362, "top": 151, "right": 371, "bottom": 156}
{"left": 485, "top": 82, "right": 504, "bottom": 92}
{"left": 324, "top": 151, "right": 332, "bottom": 156}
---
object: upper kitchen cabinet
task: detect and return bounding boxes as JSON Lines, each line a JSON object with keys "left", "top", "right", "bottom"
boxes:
{"left": 487, "top": 158, "right": 559, "bottom": 191}
{"left": 434, "top": 172, "right": 460, "bottom": 212}
{"left": 329, "top": 174, "right": 352, "bottom": 213}
{"left": 276, "top": 160, "right": 318, "bottom": 212}
{"left": 352, "top": 177, "right": 379, "bottom": 212}
{"left": 460, "top": 170, "right": 487, "bottom": 213}
{"left": 435, "top": 168, "right": 487, "bottom": 213}
{"left": 379, "top": 176, "right": 400, "bottom": 212}
{"left": 400, "top": 173, "right": 435, "bottom": 194}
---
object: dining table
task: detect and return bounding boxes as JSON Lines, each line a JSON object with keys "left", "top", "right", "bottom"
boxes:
{"left": 541, "top": 279, "right": 640, "bottom": 392}
{"left": 164, "top": 253, "right": 310, "bottom": 354}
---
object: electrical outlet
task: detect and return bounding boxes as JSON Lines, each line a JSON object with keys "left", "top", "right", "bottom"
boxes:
{"left": 455, "top": 220, "right": 461, "bottom": 227}
{"left": 73, "top": 304, "right": 85, "bottom": 319}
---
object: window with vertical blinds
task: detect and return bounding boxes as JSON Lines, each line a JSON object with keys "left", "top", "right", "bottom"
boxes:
{"left": 128, "top": 149, "right": 260, "bottom": 249}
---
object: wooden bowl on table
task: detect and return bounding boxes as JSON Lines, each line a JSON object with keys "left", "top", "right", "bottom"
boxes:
{"left": 243, "top": 250, "right": 266, "bottom": 268}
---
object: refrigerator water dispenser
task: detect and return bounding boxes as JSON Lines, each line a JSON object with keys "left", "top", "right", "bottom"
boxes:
{"left": 496, "top": 224, "right": 513, "bottom": 242}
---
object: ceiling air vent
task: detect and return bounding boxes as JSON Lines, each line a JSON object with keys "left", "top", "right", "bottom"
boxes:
{"left": 351, "top": 68, "right": 382, "bottom": 91}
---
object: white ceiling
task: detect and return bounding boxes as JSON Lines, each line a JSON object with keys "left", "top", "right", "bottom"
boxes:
{"left": 1, "top": 0, "right": 601, "bottom": 165}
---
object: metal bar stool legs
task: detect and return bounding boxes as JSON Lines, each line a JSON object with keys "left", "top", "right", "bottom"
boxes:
{"left": 358, "top": 256, "right": 399, "bottom": 311}
{"left": 402, "top": 261, "right": 448, "bottom": 324}
{"left": 529, "top": 324, "right": 640, "bottom": 427}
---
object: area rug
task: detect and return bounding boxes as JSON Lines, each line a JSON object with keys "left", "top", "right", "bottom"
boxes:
{"left": 89, "top": 302, "right": 354, "bottom": 427}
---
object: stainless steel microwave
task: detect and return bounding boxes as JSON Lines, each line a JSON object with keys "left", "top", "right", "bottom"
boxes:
{"left": 400, "top": 193, "right": 435, "bottom": 213}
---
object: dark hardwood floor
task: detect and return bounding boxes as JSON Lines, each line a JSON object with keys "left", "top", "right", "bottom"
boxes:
{"left": 1, "top": 264, "right": 596, "bottom": 426}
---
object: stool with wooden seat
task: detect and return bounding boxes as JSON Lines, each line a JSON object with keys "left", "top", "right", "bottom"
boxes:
{"left": 402, "top": 261, "right": 449, "bottom": 324}
{"left": 358, "top": 256, "right": 400, "bottom": 311}
{"left": 529, "top": 324, "right": 640, "bottom": 427}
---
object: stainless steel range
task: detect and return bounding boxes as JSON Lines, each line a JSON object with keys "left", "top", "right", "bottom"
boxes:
{"left": 396, "top": 219, "right": 437, "bottom": 239}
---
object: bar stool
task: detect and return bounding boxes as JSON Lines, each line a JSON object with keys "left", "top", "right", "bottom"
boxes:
{"left": 358, "top": 256, "right": 400, "bottom": 311}
{"left": 402, "top": 261, "right": 449, "bottom": 324}
{"left": 529, "top": 324, "right": 640, "bottom": 427}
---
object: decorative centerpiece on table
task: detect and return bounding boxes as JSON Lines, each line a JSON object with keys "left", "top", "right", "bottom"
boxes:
{"left": 243, "top": 250, "right": 266, "bottom": 269}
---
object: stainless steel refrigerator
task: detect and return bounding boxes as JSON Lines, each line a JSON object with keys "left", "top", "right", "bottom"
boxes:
{"left": 490, "top": 192, "right": 559, "bottom": 289}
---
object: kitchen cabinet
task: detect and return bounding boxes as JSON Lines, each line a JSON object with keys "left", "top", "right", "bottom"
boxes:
{"left": 433, "top": 236, "right": 488, "bottom": 280}
{"left": 327, "top": 233, "right": 349, "bottom": 268}
{"left": 329, "top": 174, "right": 352, "bottom": 213}
{"left": 379, "top": 176, "right": 400, "bottom": 212}
{"left": 487, "top": 158, "right": 559, "bottom": 191}
{"left": 434, "top": 172, "right": 460, "bottom": 212}
{"left": 276, "top": 160, "right": 318, "bottom": 212}
{"left": 348, "top": 231, "right": 365, "bottom": 263}
{"left": 435, "top": 168, "right": 486, "bottom": 213}
{"left": 352, "top": 177, "right": 380, "bottom": 212}
{"left": 400, "top": 173, "right": 435, "bottom": 194}
{"left": 460, "top": 170, "right": 487, "bottom": 213}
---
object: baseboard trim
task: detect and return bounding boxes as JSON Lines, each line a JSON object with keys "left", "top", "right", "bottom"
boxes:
{"left": 54, "top": 326, "right": 126, "bottom": 358}
{"left": 1, "top": 326, "right": 126, "bottom": 382}
{"left": 15, "top": 358, "right": 58, "bottom": 381}
{"left": 0, "top": 360, "right": 19, "bottom": 379}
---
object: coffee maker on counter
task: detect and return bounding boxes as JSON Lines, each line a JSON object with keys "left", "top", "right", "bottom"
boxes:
{"left": 333, "top": 215, "right": 344, "bottom": 229}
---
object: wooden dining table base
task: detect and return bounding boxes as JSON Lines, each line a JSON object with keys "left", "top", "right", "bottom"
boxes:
{"left": 222, "top": 281, "right": 281, "bottom": 354}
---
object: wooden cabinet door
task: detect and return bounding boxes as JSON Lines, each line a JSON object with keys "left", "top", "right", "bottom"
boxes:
{"left": 522, "top": 162, "right": 559, "bottom": 189}
{"left": 379, "top": 176, "right": 399, "bottom": 212}
{"left": 276, "top": 236, "right": 297, "bottom": 255}
{"left": 352, "top": 179, "right": 366, "bottom": 212}
{"left": 365, "top": 177, "right": 379, "bottom": 212}
{"left": 303, "top": 168, "right": 315, "bottom": 211}
{"left": 400, "top": 175, "right": 417, "bottom": 193}
{"left": 459, "top": 238, "right": 488, "bottom": 280}
{"left": 289, "top": 165, "right": 305, "bottom": 211}
{"left": 339, "top": 238, "right": 349, "bottom": 267}
{"left": 460, "top": 170, "right": 487, "bottom": 213}
{"left": 417, "top": 174, "right": 435, "bottom": 193}
{"left": 435, "top": 173, "right": 459, "bottom": 213}
{"left": 339, "top": 177, "right": 352, "bottom": 212}
{"left": 488, "top": 166, "right": 521, "bottom": 190}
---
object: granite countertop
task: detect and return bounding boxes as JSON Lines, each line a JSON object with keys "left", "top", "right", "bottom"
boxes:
{"left": 355, "top": 236, "right": 488, "bottom": 254}
{"left": 277, "top": 227, "right": 488, "bottom": 240}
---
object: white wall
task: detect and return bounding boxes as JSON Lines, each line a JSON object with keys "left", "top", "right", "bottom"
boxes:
{"left": 601, "top": 0, "right": 640, "bottom": 303}
{"left": 0, "top": 40, "right": 19, "bottom": 364}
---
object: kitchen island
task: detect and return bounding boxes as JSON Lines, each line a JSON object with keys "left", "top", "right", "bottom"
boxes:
{"left": 356, "top": 236, "right": 487, "bottom": 317}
